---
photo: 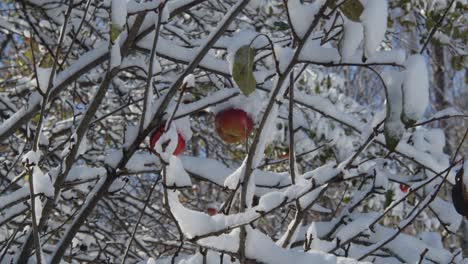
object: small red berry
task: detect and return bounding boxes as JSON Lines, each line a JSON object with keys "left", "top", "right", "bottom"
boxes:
{"left": 207, "top": 207, "right": 217, "bottom": 216}
{"left": 399, "top": 184, "right": 409, "bottom": 193}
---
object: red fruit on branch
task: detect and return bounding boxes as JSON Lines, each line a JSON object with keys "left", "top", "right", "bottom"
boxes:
{"left": 279, "top": 151, "right": 289, "bottom": 159}
{"left": 399, "top": 184, "right": 409, "bottom": 193}
{"left": 207, "top": 207, "right": 217, "bottom": 216}
{"left": 150, "top": 126, "right": 185, "bottom": 156}
{"left": 215, "top": 108, "right": 253, "bottom": 144}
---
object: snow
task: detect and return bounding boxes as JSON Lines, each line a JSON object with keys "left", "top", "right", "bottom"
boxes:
{"left": 36, "top": 67, "right": 52, "bottom": 93}
{"left": 137, "top": 36, "right": 230, "bottom": 75}
{"left": 176, "top": 89, "right": 239, "bottom": 119}
{"left": 112, "top": 0, "right": 127, "bottom": 28}
{"left": 110, "top": 43, "right": 122, "bottom": 69}
{"left": 0, "top": 93, "right": 41, "bottom": 138}
{"left": 335, "top": 213, "right": 378, "bottom": 242}
{"left": 34, "top": 196, "right": 43, "bottom": 225}
{"left": 1, "top": 1, "right": 465, "bottom": 262}
{"left": 362, "top": 224, "right": 457, "bottom": 263}
{"left": 67, "top": 166, "right": 107, "bottom": 182}
{"left": 152, "top": 55, "right": 161, "bottom": 75}
{"left": 167, "top": 191, "right": 223, "bottom": 238}
{"left": 382, "top": 70, "right": 404, "bottom": 147}
{"left": 286, "top": 0, "right": 325, "bottom": 38}
{"left": 123, "top": 124, "right": 138, "bottom": 148}
{"left": 153, "top": 122, "right": 179, "bottom": 162}
{"left": 163, "top": 0, "right": 203, "bottom": 21}
{"left": 361, "top": 0, "right": 388, "bottom": 59}
{"left": 419, "top": 232, "right": 443, "bottom": 249}
{"left": 224, "top": 159, "right": 246, "bottom": 190}
{"left": 401, "top": 55, "right": 429, "bottom": 124}
{"left": 127, "top": 0, "right": 162, "bottom": 14}
{"left": 32, "top": 166, "right": 54, "bottom": 197}
{"left": 146, "top": 257, "right": 156, "bottom": 264}
{"left": 199, "top": 227, "right": 370, "bottom": 264}
{"left": 183, "top": 74, "right": 195, "bottom": 88}
{"left": 365, "top": 50, "right": 406, "bottom": 64}
{"left": 143, "top": 80, "right": 156, "bottom": 130}
{"left": 252, "top": 103, "right": 278, "bottom": 167}
{"left": 180, "top": 156, "right": 233, "bottom": 186}
{"left": 213, "top": 90, "right": 264, "bottom": 122}
{"left": 299, "top": 184, "right": 326, "bottom": 208}
{"left": 300, "top": 40, "right": 340, "bottom": 63}
{"left": 105, "top": 149, "right": 123, "bottom": 168}
{"left": 0, "top": 187, "right": 29, "bottom": 210}
{"left": 125, "top": 152, "right": 160, "bottom": 172}
{"left": 166, "top": 156, "right": 192, "bottom": 188}
{"left": 339, "top": 20, "right": 363, "bottom": 61}
{"left": 173, "top": 116, "right": 192, "bottom": 142}
{"left": 430, "top": 107, "right": 464, "bottom": 119}
{"left": 257, "top": 191, "right": 286, "bottom": 212}
{"left": 22, "top": 150, "right": 42, "bottom": 166}
{"left": 302, "top": 164, "right": 340, "bottom": 186}
{"left": 273, "top": 45, "right": 294, "bottom": 73}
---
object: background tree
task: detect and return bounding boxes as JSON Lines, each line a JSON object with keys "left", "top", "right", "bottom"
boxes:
{"left": 0, "top": 0, "right": 467, "bottom": 263}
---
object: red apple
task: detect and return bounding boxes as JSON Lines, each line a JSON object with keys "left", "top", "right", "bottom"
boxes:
{"left": 399, "top": 184, "right": 409, "bottom": 193}
{"left": 279, "top": 151, "right": 289, "bottom": 159}
{"left": 215, "top": 108, "right": 253, "bottom": 144}
{"left": 207, "top": 207, "right": 217, "bottom": 216}
{"left": 150, "top": 126, "right": 185, "bottom": 156}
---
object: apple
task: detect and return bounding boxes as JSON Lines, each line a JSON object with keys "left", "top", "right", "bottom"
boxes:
{"left": 399, "top": 184, "right": 408, "bottom": 193}
{"left": 215, "top": 108, "right": 253, "bottom": 143}
{"left": 150, "top": 126, "right": 185, "bottom": 156}
{"left": 279, "top": 151, "right": 289, "bottom": 159}
{"left": 207, "top": 207, "right": 217, "bottom": 216}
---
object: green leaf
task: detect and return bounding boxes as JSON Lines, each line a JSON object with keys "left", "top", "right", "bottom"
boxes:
{"left": 110, "top": 23, "right": 122, "bottom": 44}
{"left": 232, "top": 45, "right": 256, "bottom": 96}
{"left": 340, "top": 0, "right": 364, "bottom": 22}
{"left": 400, "top": 112, "right": 416, "bottom": 127}
{"left": 39, "top": 53, "right": 53, "bottom": 68}
{"left": 384, "top": 126, "right": 400, "bottom": 151}
{"left": 451, "top": 56, "right": 465, "bottom": 71}
{"left": 384, "top": 189, "right": 394, "bottom": 208}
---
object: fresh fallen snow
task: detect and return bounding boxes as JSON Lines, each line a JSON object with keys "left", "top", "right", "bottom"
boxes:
{"left": 111, "top": 0, "right": 127, "bottom": 28}
{"left": 23, "top": 150, "right": 42, "bottom": 166}
{"left": 382, "top": 70, "right": 404, "bottom": 146}
{"left": 110, "top": 43, "right": 122, "bottom": 69}
{"left": 361, "top": 0, "right": 388, "bottom": 59}
{"left": 401, "top": 55, "right": 429, "bottom": 123}
{"left": 166, "top": 155, "right": 192, "bottom": 188}
{"left": 339, "top": 20, "right": 363, "bottom": 61}
{"left": 198, "top": 227, "right": 370, "bottom": 264}
{"left": 153, "top": 123, "right": 179, "bottom": 162}
{"left": 183, "top": 74, "right": 195, "bottom": 88}
{"left": 32, "top": 166, "right": 54, "bottom": 197}
{"left": 36, "top": 67, "right": 52, "bottom": 93}
{"left": 67, "top": 166, "right": 107, "bottom": 182}
{"left": 212, "top": 90, "right": 265, "bottom": 123}
{"left": 286, "top": 0, "right": 325, "bottom": 38}
{"left": 125, "top": 152, "right": 160, "bottom": 172}
{"left": 335, "top": 213, "right": 378, "bottom": 242}
{"left": 105, "top": 148, "right": 123, "bottom": 168}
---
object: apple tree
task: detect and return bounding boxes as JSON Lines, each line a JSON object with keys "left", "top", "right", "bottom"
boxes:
{"left": 0, "top": 0, "right": 467, "bottom": 263}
